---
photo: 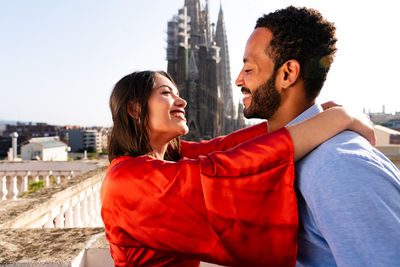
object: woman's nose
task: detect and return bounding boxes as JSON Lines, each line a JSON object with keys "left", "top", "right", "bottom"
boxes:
{"left": 175, "top": 96, "right": 187, "bottom": 108}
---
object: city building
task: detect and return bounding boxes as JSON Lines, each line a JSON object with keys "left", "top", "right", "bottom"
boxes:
{"left": 0, "top": 136, "right": 11, "bottom": 158}
{"left": 382, "top": 119, "right": 400, "bottom": 132}
{"left": 0, "top": 123, "right": 109, "bottom": 157}
{"left": 65, "top": 127, "right": 108, "bottom": 153}
{"left": 65, "top": 128, "right": 84, "bottom": 152}
{"left": 0, "top": 124, "right": 6, "bottom": 135}
{"left": 166, "top": 0, "right": 245, "bottom": 141}
{"left": 82, "top": 129, "right": 102, "bottom": 153}
{"left": 100, "top": 128, "right": 109, "bottom": 151}
{"left": 0, "top": 122, "right": 68, "bottom": 157}
{"left": 21, "top": 136, "right": 69, "bottom": 161}
{"left": 367, "top": 105, "right": 400, "bottom": 126}
{"left": 374, "top": 125, "right": 400, "bottom": 168}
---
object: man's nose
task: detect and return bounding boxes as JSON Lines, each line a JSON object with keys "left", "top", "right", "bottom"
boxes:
{"left": 235, "top": 71, "right": 244, "bottom": 87}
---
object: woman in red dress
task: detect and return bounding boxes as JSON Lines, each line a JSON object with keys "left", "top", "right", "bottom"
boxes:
{"left": 101, "top": 71, "right": 374, "bottom": 267}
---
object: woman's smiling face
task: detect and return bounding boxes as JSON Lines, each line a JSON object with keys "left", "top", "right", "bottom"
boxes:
{"left": 147, "top": 73, "right": 188, "bottom": 141}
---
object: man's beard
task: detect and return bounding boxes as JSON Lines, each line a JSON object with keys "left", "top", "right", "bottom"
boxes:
{"left": 243, "top": 71, "right": 281, "bottom": 120}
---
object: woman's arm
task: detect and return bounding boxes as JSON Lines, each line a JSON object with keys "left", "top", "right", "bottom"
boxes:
{"left": 182, "top": 104, "right": 374, "bottom": 161}
{"left": 287, "top": 107, "right": 375, "bottom": 162}
{"left": 180, "top": 122, "right": 267, "bottom": 158}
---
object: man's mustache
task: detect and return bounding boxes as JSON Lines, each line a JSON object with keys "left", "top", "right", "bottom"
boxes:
{"left": 241, "top": 87, "right": 251, "bottom": 94}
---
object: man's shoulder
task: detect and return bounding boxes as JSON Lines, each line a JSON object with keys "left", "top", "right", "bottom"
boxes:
{"left": 298, "top": 130, "right": 375, "bottom": 167}
{"left": 296, "top": 130, "right": 399, "bottom": 190}
{"left": 295, "top": 132, "right": 400, "bottom": 267}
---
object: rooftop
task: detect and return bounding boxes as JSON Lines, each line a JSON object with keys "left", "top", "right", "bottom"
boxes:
{"left": 375, "top": 125, "right": 400, "bottom": 135}
{"left": 25, "top": 136, "right": 67, "bottom": 149}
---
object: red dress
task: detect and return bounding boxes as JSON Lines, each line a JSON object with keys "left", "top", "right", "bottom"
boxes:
{"left": 101, "top": 123, "right": 298, "bottom": 267}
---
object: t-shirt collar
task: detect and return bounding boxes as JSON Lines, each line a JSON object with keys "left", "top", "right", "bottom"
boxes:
{"left": 286, "top": 104, "right": 323, "bottom": 127}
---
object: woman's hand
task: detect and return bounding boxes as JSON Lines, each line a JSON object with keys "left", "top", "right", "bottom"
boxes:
{"left": 322, "top": 103, "right": 375, "bottom": 145}
{"left": 346, "top": 110, "right": 376, "bottom": 146}
{"left": 321, "top": 101, "right": 341, "bottom": 110}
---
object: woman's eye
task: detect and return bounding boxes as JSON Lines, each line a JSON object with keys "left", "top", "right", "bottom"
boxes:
{"left": 162, "top": 91, "right": 171, "bottom": 95}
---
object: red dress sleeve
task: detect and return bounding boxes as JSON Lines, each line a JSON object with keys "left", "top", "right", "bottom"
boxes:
{"left": 180, "top": 122, "right": 267, "bottom": 158}
{"left": 101, "top": 127, "right": 297, "bottom": 267}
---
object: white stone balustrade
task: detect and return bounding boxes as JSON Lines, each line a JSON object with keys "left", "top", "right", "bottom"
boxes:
{"left": 0, "top": 170, "right": 78, "bottom": 200}
{"left": 9, "top": 176, "right": 18, "bottom": 200}
{"left": 0, "top": 171, "right": 104, "bottom": 229}
{"left": 1, "top": 175, "right": 8, "bottom": 200}
{"left": 42, "top": 177, "right": 103, "bottom": 228}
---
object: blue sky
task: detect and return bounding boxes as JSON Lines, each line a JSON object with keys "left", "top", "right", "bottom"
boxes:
{"left": 1, "top": 0, "right": 399, "bottom": 126}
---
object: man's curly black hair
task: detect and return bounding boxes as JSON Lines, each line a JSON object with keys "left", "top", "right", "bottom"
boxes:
{"left": 256, "top": 6, "right": 337, "bottom": 101}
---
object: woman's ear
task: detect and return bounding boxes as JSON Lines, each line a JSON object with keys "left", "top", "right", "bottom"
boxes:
{"left": 127, "top": 101, "right": 140, "bottom": 119}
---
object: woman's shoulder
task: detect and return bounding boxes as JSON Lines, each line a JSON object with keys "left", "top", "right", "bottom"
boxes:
{"left": 106, "top": 156, "right": 150, "bottom": 178}
{"left": 108, "top": 155, "right": 159, "bottom": 168}
{"left": 106, "top": 155, "right": 180, "bottom": 180}
{"left": 102, "top": 156, "right": 153, "bottom": 195}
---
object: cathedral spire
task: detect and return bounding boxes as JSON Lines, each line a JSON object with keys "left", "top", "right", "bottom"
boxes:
{"left": 202, "top": 0, "right": 211, "bottom": 46}
{"left": 188, "top": 50, "right": 198, "bottom": 80}
{"left": 184, "top": 0, "right": 201, "bottom": 47}
{"left": 166, "top": 1, "right": 244, "bottom": 140}
{"left": 200, "top": 29, "right": 208, "bottom": 47}
{"left": 216, "top": 2, "right": 234, "bottom": 122}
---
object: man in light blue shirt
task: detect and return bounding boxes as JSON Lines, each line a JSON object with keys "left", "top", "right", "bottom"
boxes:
{"left": 235, "top": 6, "right": 400, "bottom": 266}
{"left": 289, "top": 104, "right": 400, "bottom": 266}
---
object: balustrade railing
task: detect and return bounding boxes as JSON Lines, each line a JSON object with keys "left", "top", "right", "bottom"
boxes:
{"left": 0, "top": 170, "right": 78, "bottom": 200}
{"left": 39, "top": 182, "right": 103, "bottom": 228}
{"left": 0, "top": 170, "right": 104, "bottom": 229}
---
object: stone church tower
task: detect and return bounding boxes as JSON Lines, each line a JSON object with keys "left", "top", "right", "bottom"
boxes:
{"left": 167, "top": 0, "right": 245, "bottom": 141}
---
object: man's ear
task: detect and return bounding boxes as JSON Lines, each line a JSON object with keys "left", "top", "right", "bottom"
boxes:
{"left": 278, "top": 59, "right": 301, "bottom": 89}
{"left": 127, "top": 101, "right": 140, "bottom": 119}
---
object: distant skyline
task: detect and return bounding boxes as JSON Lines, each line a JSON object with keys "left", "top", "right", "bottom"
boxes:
{"left": 1, "top": 0, "right": 399, "bottom": 127}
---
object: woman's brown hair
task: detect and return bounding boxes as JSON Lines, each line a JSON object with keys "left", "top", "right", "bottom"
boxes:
{"left": 108, "top": 71, "right": 181, "bottom": 162}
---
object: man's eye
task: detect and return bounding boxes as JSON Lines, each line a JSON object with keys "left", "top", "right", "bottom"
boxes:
{"left": 245, "top": 69, "right": 252, "bottom": 73}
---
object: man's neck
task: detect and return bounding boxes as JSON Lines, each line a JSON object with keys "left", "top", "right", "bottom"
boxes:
{"left": 268, "top": 101, "right": 314, "bottom": 132}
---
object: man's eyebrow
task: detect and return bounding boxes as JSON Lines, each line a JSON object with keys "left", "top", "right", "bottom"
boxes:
{"left": 243, "top": 58, "right": 248, "bottom": 63}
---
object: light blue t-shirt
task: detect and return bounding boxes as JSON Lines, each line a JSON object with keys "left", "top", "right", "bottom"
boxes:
{"left": 288, "top": 104, "right": 400, "bottom": 267}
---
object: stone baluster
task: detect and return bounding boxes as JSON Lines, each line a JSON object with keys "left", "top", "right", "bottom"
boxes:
{"left": 21, "top": 171, "right": 30, "bottom": 196}
{"left": 55, "top": 174, "right": 61, "bottom": 184}
{"left": 94, "top": 183, "right": 103, "bottom": 226}
{"left": 44, "top": 212, "right": 54, "bottom": 228}
{"left": 67, "top": 171, "right": 74, "bottom": 180}
{"left": 44, "top": 171, "right": 52, "bottom": 187}
{"left": 91, "top": 183, "right": 98, "bottom": 226}
{"left": 0, "top": 175, "right": 8, "bottom": 200}
{"left": 34, "top": 173, "right": 40, "bottom": 183}
{"left": 9, "top": 176, "right": 19, "bottom": 200}
{"left": 72, "top": 197, "right": 83, "bottom": 227}
{"left": 64, "top": 200, "right": 74, "bottom": 228}
{"left": 87, "top": 187, "right": 95, "bottom": 226}
{"left": 90, "top": 187, "right": 97, "bottom": 226}
{"left": 80, "top": 191, "right": 90, "bottom": 227}
{"left": 55, "top": 205, "right": 65, "bottom": 228}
